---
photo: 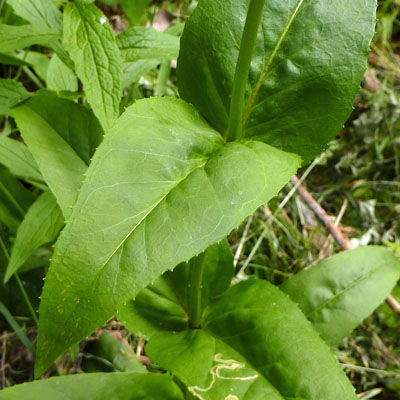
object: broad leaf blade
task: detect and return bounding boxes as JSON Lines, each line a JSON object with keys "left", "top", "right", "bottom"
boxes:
{"left": 147, "top": 280, "right": 358, "bottom": 399}
{"left": 36, "top": 97, "right": 300, "bottom": 376}
{"left": 12, "top": 93, "right": 103, "bottom": 218}
{"left": 63, "top": 0, "right": 122, "bottom": 131}
{"left": 0, "top": 136, "right": 43, "bottom": 185}
{"left": 4, "top": 192, "right": 64, "bottom": 283}
{"left": 0, "top": 371, "right": 184, "bottom": 400}
{"left": 118, "top": 240, "right": 234, "bottom": 338}
{"left": 178, "top": 0, "right": 376, "bottom": 163}
{"left": 0, "top": 79, "right": 30, "bottom": 115}
{"left": 117, "top": 27, "right": 180, "bottom": 62}
{"left": 0, "top": 24, "right": 61, "bottom": 53}
{"left": 7, "top": 0, "right": 62, "bottom": 30}
{"left": 280, "top": 246, "right": 400, "bottom": 347}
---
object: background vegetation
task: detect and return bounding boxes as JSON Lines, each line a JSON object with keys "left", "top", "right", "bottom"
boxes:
{"left": 0, "top": 0, "right": 399, "bottom": 398}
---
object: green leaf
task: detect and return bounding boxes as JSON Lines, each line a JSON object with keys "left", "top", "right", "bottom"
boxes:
{"left": 7, "top": 0, "right": 62, "bottom": 30}
{"left": 118, "top": 0, "right": 151, "bottom": 25}
{"left": 118, "top": 241, "right": 234, "bottom": 339}
{"left": 0, "top": 136, "right": 44, "bottom": 186}
{"left": 117, "top": 27, "right": 180, "bottom": 62}
{"left": 47, "top": 54, "right": 78, "bottom": 92}
{"left": 178, "top": 0, "right": 376, "bottom": 163}
{"left": 35, "top": 97, "right": 300, "bottom": 376}
{"left": 0, "top": 52, "right": 30, "bottom": 67}
{"left": 12, "top": 93, "right": 103, "bottom": 218}
{"left": 0, "top": 371, "right": 184, "bottom": 400}
{"left": 0, "top": 166, "right": 35, "bottom": 233}
{"left": 63, "top": 0, "right": 122, "bottom": 131}
{"left": 0, "top": 79, "right": 30, "bottom": 116}
{"left": 280, "top": 246, "right": 400, "bottom": 347}
{"left": 82, "top": 332, "right": 145, "bottom": 373}
{"left": 0, "top": 24, "right": 61, "bottom": 53}
{"left": 146, "top": 280, "right": 357, "bottom": 400}
{"left": 4, "top": 191, "right": 64, "bottom": 283}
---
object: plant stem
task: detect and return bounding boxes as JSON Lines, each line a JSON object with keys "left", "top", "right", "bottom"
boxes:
{"left": 189, "top": 253, "right": 206, "bottom": 329}
{"left": 226, "top": 0, "right": 266, "bottom": 142}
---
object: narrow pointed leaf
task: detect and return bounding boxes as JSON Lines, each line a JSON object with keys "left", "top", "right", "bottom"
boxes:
{"left": 63, "top": 0, "right": 122, "bottom": 131}
{"left": 12, "top": 93, "right": 103, "bottom": 218}
{"left": 0, "top": 136, "right": 43, "bottom": 185}
{"left": 36, "top": 97, "right": 300, "bottom": 376}
{"left": 178, "top": 0, "right": 376, "bottom": 163}
{"left": 0, "top": 372, "right": 184, "bottom": 400}
{"left": 5, "top": 192, "right": 64, "bottom": 283}
{"left": 280, "top": 246, "right": 400, "bottom": 347}
{"left": 146, "top": 280, "right": 358, "bottom": 399}
{"left": 0, "top": 79, "right": 30, "bottom": 116}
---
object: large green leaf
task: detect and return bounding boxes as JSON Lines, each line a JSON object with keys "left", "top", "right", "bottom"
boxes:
{"left": 35, "top": 97, "right": 300, "bottom": 376}
{"left": 0, "top": 166, "right": 35, "bottom": 233}
{"left": 178, "top": 0, "right": 376, "bottom": 163}
{"left": 63, "top": 0, "right": 122, "bottom": 131}
{"left": 118, "top": 240, "right": 234, "bottom": 338}
{"left": 4, "top": 191, "right": 64, "bottom": 283}
{"left": 7, "top": 0, "right": 62, "bottom": 30}
{"left": 280, "top": 246, "right": 400, "bottom": 347}
{"left": 117, "top": 27, "right": 180, "bottom": 62}
{"left": 133, "top": 274, "right": 358, "bottom": 399}
{"left": 0, "top": 371, "right": 184, "bottom": 400}
{"left": 12, "top": 93, "right": 103, "bottom": 218}
{"left": 0, "top": 79, "right": 30, "bottom": 115}
{"left": 0, "top": 136, "right": 43, "bottom": 186}
{"left": 0, "top": 24, "right": 61, "bottom": 52}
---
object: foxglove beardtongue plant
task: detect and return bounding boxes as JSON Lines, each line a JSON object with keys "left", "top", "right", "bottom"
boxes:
{"left": 0, "top": 0, "right": 399, "bottom": 399}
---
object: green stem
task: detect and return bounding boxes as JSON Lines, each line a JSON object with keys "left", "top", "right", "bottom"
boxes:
{"left": 0, "top": 236, "right": 39, "bottom": 325}
{"left": 155, "top": 59, "right": 171, "bottom": 97}
{"left": 226, "top": 0, "right": 266, "bottom": 142}
{"left": 189, "top": 253, "right": 206, "bottom": 329}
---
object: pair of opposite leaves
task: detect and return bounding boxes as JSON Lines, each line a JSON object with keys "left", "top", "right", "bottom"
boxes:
{"left": 11, "top": 0, "right": 376, "bottom": 383}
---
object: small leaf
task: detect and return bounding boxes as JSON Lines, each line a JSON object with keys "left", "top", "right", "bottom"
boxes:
{"left": 63, "top": 0, "right": 122, "bottom": 131}
{"left": 122, "top": 59, "right": 160, "bottom": 88}
{"left": 47, "top": 54, "right": 78, "bottom": 92}
{"left": 117, "top": 27, "right": 180, "bottom": 62}
{"left": 178, "top": 0, "right": 376, "bottom": 163}
{"left": 0, "top": 371, "right": 184, "bottom": 400}
{"left": 4, "top": 191, "right": 64, "bottom": 283}
{"left": 35, "top": 97, "right": 299, "bottom": 376}
{"left": 118, "top": 0, "right": 151, "bottom": 25}
{"left": 15, "top": 51, "right": 51, "bottom": 81}
{"left": 0, "top": 136, "right": 44, "bottom": 186}
{"left": 12, "top": 93, "right": 103, "bottom": 218}
{"left": 146, "top": 280, "right": 358, "bottom": 399}
{"left": 280, "top": 246, "right": 400, "bottom": 347}
{"left": 118, "top": 240, "right": 234, "bottom": 338}
{"left": 0, "top": 79, "right": 30, "bottom": 116}
{"left": 7, "top": 0, "right": 62, "bottom": 30}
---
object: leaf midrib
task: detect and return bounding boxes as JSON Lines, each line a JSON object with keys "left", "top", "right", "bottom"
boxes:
{"left": 241, "top": 0, "right": 305, "bottom": 126}
{"left": 306, "top": 262, "right": 392, "bottom": 319}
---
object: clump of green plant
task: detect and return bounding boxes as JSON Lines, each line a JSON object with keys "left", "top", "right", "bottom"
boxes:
{"left": 0, "top": 0, "right": 399, "bottom": 399}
